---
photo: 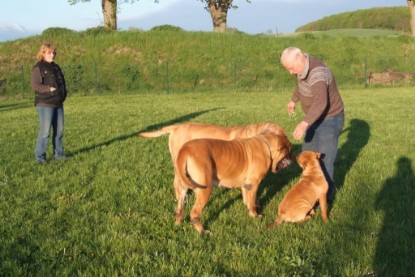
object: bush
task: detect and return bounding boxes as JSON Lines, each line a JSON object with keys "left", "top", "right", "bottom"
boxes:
{"left": 41, "top": 27, "right": 75, "bottom": 37}
{"left": 84, "top": 26, "right": 114, "bottom": 36}
{"left": 150, "top": 25, "right": 184, "bottom": 32}
{"left": 64, "top": 63, "right": 84, "bottom": 93}
{"left": 301, "top": 32, "right": 317, "bottom": 40}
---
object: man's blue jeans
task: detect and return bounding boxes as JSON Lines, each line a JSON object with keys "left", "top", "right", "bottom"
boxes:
{"left": 303, "top": 111, "right": 344, "bottom": 201}
{"left": 35, "top": 106, "right": 64, "bottom": 162}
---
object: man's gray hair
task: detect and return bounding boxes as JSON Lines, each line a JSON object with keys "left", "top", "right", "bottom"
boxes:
{"left": 280, "top": 47, "right": 304, "bottom": 64}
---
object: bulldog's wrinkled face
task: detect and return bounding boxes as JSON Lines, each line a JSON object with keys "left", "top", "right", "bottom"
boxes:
{"left": 266, "top": 133, "right": 293, "bottom": 173}
{"left": 276, "top": 141, "right": 294, "bottom": 171}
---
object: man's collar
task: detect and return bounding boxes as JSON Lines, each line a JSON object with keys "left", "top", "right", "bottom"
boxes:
{"left": 298, "top": 54, "right": 309, "bottom": 80}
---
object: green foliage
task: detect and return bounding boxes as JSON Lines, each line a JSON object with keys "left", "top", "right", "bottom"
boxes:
{"left": 150, "top": 24, "right": 184, "bottom": 32}
{"left": 84, "top": 26, "right": 114, "bottom": 36}
{"left": 297, "top": 7, "right": 411, "bottom": 33}
{"left": 1, "top": 88, "right": 414, "bottom": 275}
{"left": 300, "top": 32, "right": 316, "bottom": 40}
{"left": 0, "top": 6, "right": 415, "bottom": 97}
{"left": 64, "top": 63, "right": 84, "bottom": 93}
{"left": 396, "top": 34, "right": 414, "bottom": 43}
{"left": 226, "top": 26, "right": 246, "bottom": 34}
{"left": 41, "top": 27, "right": 76, "bottom": 37}
{"left": 118, "top": 64, "right": 141, "bottom": 90}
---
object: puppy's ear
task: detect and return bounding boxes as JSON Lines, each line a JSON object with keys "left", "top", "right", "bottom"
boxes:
{"left": 316, "top": 152, "right": 321, "bottom": 159}
{"left": 301, "top": 159, "right": 307, "bottom": 170}
{"left": 297, "top": 154, "right": 307, "bottom": 170}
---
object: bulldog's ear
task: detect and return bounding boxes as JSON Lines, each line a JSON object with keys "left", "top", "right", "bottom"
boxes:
{"left": 271, "top": 149, "right": 279, "bottom": 173}
{"left": 271, "top": 148, "right": 283, "bottom": 173}
{"left": 271, "top": 158, "right": 278, "bottom": 173}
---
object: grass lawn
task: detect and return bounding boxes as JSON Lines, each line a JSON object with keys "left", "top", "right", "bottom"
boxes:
{"left": 0, "top": 87, "right": 414, "bottom": 276}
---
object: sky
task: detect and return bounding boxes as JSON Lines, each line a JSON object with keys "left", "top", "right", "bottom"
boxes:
{"left": 0, "top": 0, "right": 407, "bottom": 42}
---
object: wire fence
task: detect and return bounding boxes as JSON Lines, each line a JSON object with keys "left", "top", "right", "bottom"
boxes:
{"left": 1, "top": 56, "right": 414, "bottom": 97}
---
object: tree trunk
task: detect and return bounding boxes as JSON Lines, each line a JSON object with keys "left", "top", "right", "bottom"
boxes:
{"left": 208, "top": 0, "right": 232, "bottom": 33}
{"left": 102, "top": 0, "right": 117, "bottom": 30}
{"left": 408, "top": 0, "right": 415, "bottom": 36}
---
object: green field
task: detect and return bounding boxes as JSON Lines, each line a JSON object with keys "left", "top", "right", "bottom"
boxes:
{"left": 1, "top": 88, "right": 414, "bottom": 276}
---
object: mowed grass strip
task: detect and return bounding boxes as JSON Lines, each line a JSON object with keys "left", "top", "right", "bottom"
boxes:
{"left": 0, "top": 88, "right": 414, "bottom": 276}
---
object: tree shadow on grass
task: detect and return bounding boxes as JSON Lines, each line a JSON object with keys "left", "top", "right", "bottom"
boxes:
{"left": 373, "top": 157, "right": 415, "bottom": 275}
{"left": 138, "top": 107, "right": 223, "bottom": 134}
{"left": 67, "top": 108, "right": 223, "bottom": 157}
{"left": 0, "top": 102, "right": 32, "bottom": 112}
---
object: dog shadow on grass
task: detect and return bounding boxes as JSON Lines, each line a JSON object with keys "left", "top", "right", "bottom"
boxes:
{"left": 373, "top": 157, "right": 415, "bottom": 275}
{"left": 259, "top": 118, "right": 370, "bottom": 217}
{"left": 202, "top": 143, "right": 304, "bottom": 228}
{"left": 203, "top": 119, "right": 370, "bottom": 227}
{"left": 67, "top": 108, "right": 222, "bottom": 157}
{"left": 257, "top": 143, "right": 303, "bottom": 212}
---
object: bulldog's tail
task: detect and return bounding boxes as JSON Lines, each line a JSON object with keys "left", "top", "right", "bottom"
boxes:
{"left": 176, "top": 150, "right": 207, "bottom": 190}
{"left": 137, "top": 124, "right": 178, "bottom": 138}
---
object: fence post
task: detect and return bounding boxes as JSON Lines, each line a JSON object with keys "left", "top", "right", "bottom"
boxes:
{"left": 94, "top": 61, "right": 99, "bottom": 94}
{"left": 233, "top": 61, "right": 236, "bottom": 92}
{"left": 365, "top": 56, "right": 368, "bottom": 88}
{"left": 165, "top": 61, "right": 170, "bottom": 93}
{"left": 20, "top": 65, "right": 26, "bottom": 94}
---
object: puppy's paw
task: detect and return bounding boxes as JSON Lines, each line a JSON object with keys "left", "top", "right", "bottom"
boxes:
{"left": 248, "top": 211, "right": 261, "bottom": 218}
{"left": 201, "top": 229, "right": 212, "bottom": 236}
{"left": 267, "top": 222, "right": 278, "bottom": 229}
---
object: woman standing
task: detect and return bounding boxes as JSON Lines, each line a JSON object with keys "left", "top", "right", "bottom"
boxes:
{"left": 31, "top": 43, "right": 67, "bottom": 164}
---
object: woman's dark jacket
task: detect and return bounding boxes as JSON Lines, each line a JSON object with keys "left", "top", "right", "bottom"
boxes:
{"left": 31, "top": 61, "right": 67, "bottom": 107}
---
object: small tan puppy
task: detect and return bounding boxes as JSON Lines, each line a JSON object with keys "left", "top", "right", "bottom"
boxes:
{"left": 267, "top": 151, "right": 329, "bottom": 228}
{"left": 175, "top": 131, "right": 293, "bottom": 234}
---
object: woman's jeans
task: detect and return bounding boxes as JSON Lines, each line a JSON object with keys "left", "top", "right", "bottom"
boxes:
{"left": 303, "top": 111, "right": 344, "bottom": 201}
{"left": 35, "top": 106, "right": 64, "bottom": 162}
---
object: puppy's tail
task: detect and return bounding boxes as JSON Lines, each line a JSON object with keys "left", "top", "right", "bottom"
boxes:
{"left": 137, "top": 125, "right": 178, "bottom": 138}
{"left": 176, "top": 152, "right": 206, "bottom": 190}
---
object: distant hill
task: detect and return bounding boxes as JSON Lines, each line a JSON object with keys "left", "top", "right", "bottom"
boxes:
{"left": 296, "top": 7, "right": 411, "bottom": 33}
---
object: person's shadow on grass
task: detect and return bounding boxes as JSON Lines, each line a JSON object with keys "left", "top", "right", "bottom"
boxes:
{"left": 67, "top": 108, "right": 223, "bottom": 157}
{"left": 373, "top": 156, "right": 415, "bottom": 276}
{"left": 333, "top": 118, "right": 370, "bottom": 201}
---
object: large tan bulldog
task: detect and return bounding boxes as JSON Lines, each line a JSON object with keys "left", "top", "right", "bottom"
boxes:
{"left": 174, "top": 131, "right": 293, "bottom": 234}
{"left": 138, "top": 122, "right": 288, "bottom": 200}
